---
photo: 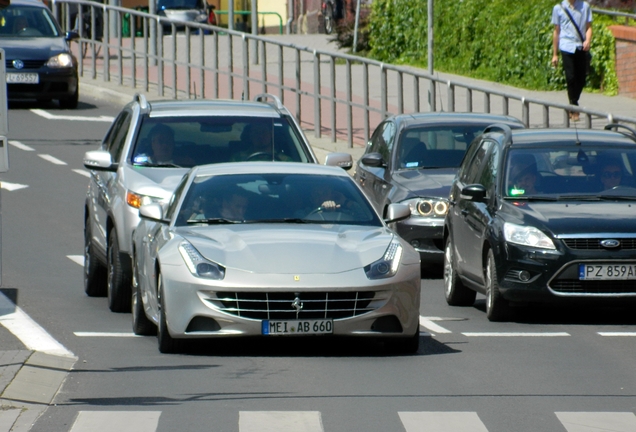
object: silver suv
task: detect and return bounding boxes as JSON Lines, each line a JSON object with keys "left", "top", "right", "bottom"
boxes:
{"left": 83, "top": 93, "right": 352, "bottom": 312}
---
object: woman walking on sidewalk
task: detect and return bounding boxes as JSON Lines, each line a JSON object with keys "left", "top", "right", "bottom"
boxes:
{"left": 551, "top": 0, "right": 592, "bottom": 122}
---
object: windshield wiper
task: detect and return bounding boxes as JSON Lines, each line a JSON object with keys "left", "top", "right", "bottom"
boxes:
{"left": 504, "top": 195, "right": 558, "bottom": 201}
{"left": 153, "top": 162, "right": 182, "bottom": 168}
{"left": 186, "top": 218, "right": 242, "bottom": 224}
{"left": 245, "top": 218, "right": 308, "bottom": 224}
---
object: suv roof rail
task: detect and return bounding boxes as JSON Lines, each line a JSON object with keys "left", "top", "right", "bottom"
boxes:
{"left": 253, "top": 93, "right": 285, "bottom": 111}
{"left": 604, "top": 123, "right": 636, "bottom": 142}
{"left": 134, "top": 93, "right": 149, "bottom": 113}
{"left": 483, "top": 123, "right": 513, "bottom": 145}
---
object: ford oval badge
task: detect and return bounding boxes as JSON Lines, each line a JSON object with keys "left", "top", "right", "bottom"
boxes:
{"left": 600, "top": 239, "right": 620, "bottom": 248}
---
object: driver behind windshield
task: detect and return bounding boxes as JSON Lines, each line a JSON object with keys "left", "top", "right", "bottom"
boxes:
{"left": 230, "top": 122, "right": 292, "bottom": 162}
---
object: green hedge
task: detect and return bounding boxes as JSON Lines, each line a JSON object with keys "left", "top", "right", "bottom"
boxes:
{"left": 368, "top": 0, "right": 619, "bottom": 95}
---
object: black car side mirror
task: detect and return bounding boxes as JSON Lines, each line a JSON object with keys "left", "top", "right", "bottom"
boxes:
{"left": 460, "top": 184, "right": 487, "bottom": 202}
{"left": 360, "top": 152, "right": 386, "bottom": 168}
{"left": 65, "top": 31, "right": 80, "bottom": 41}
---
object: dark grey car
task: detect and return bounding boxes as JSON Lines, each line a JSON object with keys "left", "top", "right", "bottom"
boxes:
{"left": 354, "top": 112, "right": 525, "bottom": 272}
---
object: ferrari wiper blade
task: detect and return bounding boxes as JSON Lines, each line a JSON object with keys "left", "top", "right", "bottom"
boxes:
{"left": 186, "top": 218, "right": 242, "bottom": 224}
{"left": 246, "top": 218, "right": 308, "bottom": 224}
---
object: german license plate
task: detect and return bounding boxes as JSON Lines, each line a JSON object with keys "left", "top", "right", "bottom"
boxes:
{"left": 579, "top": 264, "right": 636, "bottom": 280}
{"left": 6, "top": 73, "right": 39, "bottom": 84}
{"left": 262, "top": 319, "right": 333, "bottom": 335}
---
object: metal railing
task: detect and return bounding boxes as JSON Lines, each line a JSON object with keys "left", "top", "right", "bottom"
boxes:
{"left": 51, "top": 0, "right": 636, "bottom": 148}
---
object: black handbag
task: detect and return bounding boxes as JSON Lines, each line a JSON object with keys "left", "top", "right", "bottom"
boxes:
{"left": 560, "top": 4, "right": 593, "bottom": 75}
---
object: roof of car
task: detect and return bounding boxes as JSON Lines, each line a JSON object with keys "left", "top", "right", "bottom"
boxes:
{"left": 393, "top": 112, "right": 525, "bottom": 129}
{"left": 7, "top": 0, "right": 48, "bottom": 7}
{"left": 507, "top": 128, "right": 636, "bottom": 147}
{"left": 191, "top": 161, "right": 351, "bottom": 178}
{"left": 143, "top": 99, "right": 288, "bottom": 118}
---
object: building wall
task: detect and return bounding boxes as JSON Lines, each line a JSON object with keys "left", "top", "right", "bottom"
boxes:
{"left": 610, "top": 25, "right": 636, "bottom": 98}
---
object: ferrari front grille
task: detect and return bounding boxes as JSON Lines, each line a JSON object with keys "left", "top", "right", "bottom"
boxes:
{"left": 214, "top": 291, "right": 376, "bottom": 320}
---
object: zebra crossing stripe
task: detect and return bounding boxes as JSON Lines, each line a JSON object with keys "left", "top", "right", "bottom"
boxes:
{"left": 239, "top": 411, "right": 323, "bottom": 432}
{"left": 399, "top": 412, "right": 489, "bottom": 432}
{"left": 69, "top": 411, "right": 161, "bottom": 432}
{"left": 556, "top": 412, "right": 636, "bottom": 432}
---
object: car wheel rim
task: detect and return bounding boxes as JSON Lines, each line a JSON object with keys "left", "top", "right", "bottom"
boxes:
{"left": 443, "top": 243, "right": 453, "bottom": 296}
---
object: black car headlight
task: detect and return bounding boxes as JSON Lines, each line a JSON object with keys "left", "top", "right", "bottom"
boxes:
{"left": 402, "top": 198, "right": 449, "bottom": 218}
{"left": 503, "top": 222, "right": 556, "bottom": 250}
{"left": 364, "top": 241, "right": 403, "bottom": 279}
{"left": 46, "top": 53, "right": 74, "bottom": 68}
{"left": 179, "top": 241, "right": 225, "bottom": 280}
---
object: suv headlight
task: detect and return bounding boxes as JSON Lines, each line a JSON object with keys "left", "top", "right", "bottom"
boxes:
{"left": 364, "top": 241, "right": 403, "bottom": 279}
{"left": 126, "top": 191, "right": 163, "bottom": 209}
{"left": 504, "top": 222, "right": 556, "bottom": 250}
{"left": 402, "top": 197, "right": 449, "bottom": 218}
{"left": 46, "top": 53, "right": 74, "bottom": 68}
{"left": 179, "top": 241, "right": 225, "bottom": 280}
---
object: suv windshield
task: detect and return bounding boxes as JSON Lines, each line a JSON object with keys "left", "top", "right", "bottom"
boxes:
{"left": 505, "top": 146, "right": 636, "bottom": 198}
{"left": 0, "top": 5, "right": 60, "bottom": 37}
{"left": 131, "top": 116, "right": 312, "bottom": 167}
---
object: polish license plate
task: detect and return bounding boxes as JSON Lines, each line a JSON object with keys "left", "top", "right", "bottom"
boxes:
{"left": 579, "top": 264, "right": 636, "bottom": 280}
{"left": 6, "top": 73, "right": 39, "bottom": 84}
{"left": 262, "top": 319, "right": 333, "bottom": 335}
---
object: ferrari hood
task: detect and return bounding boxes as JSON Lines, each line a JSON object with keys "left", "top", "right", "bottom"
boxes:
{"left": 180, "top": 224, "right": 397, "bottom": 274}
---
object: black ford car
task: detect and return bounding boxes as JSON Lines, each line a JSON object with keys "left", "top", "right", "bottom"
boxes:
{"left": 0, "top": 0, "right": 79, "bottom": 108}
{"left": 354, "top": 112, "right": 524, "bottom": 273}
{"left": 444, "top": 124, "right": 636, "bottom": 321}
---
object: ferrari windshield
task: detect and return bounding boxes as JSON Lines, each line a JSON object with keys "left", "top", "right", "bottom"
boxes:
{"left": 504, "top": 146, "right": 636, "bottom": 199}
{"left": 175, "top": 173, "right": 381, "bottom": 226}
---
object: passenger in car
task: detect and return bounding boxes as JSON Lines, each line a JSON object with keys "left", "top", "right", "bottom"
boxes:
{"left": 230, "top": 123, "right": 292, "bottom": 162}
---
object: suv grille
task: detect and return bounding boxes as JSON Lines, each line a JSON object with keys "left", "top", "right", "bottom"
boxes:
{"left": 563, "top": 238, "right": 636, "bottom": 250}
{"left": 550, "top": 280, "right": 636, "bottom": 295}
{"left": 214, "top": 291, "right": 376, "bottom": 320}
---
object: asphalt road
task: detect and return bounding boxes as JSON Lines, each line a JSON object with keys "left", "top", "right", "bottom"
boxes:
{"left": 1, "top": 94, "right": 636, "bottom": 432}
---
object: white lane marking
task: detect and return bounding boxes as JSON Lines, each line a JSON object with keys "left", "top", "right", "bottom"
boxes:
{"left": 30, "top": 109, "right": 115, "bottom": 123}
{"left": 556, "top": 412, "right": 636, "bottom": 432}
{"left": 70, "top": 411, "right": 162, "bottom": 432}
{"left": 39, "top": 154, "right": 67, "bottom": 165}
{"left": 73, "top": 169, "right": 91, "bottom": 178}
{"left": 598, "top": 332, "right": 636, "bottom": 336}
{"left": 462, "top": 332, "right": 570, "bottom": 337}
{"left": 74, "top": 332, "right": 142, "bottom": 337}
{"left": 240, "top": 411, "right": 323, "bottom": 432}
{"left": 8, "top": 140, "right": 35, "bottom": 151}
{"left": 1, "top": 181, "right": 29, "bottom": 191}
{"left": 68, "top": 255, "right": 84, "bottom": 266}
{"left": 419, "top": 316, "right": 452, "bottom": 334}
{"left": 0, "top": 292, "right": 74, "bottom": 357}
{"left": 400, "top": 412, "right": 489, "bottom": 432}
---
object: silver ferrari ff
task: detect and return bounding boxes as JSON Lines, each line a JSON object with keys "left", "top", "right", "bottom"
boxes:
{"left": 131, "top": 162, "right": 421, "bottom": 354}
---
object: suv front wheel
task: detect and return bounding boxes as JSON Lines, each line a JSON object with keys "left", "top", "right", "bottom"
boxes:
{"left": 107, "top": 227, "right": 132, "bottom": 313}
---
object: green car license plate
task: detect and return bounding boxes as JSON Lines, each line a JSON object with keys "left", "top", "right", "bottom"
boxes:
{"left": 262, "top": 319, "right": 333, "bottom": 335}
{"left": 6, "top": 73, "right": 39, "bottom": 84}
{"left": 579, "top": 264, "right": 636, "bottom": 280}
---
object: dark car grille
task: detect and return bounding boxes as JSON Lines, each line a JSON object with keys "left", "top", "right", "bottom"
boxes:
{"left": 214, "top": 291, "right": 376, "bottom": 320}
{"left": 550, "top": 279, "right": 636, "bottom": 295}
{"left": 6, "top": 59, "right": 47, "bottom": 69}
{"left": 563, "top": 238, "right": 636, "bottom": 250}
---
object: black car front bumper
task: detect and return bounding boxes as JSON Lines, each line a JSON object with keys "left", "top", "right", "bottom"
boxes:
{"left": 7, "top": 68, "right": 78, "bottom": 101}
{"left": 395, "top": 217, "right": 444, "bottom": 266}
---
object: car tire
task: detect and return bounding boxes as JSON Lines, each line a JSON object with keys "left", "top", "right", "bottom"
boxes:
{"left": 59, "top": 86, "right": 79, "bottom": 109}
{"left": 385, "top": 329, "right": 420, "bottom": 355}
{"left": 132, "top": 258, "right": 156, "bottom": 336}
{"left": 157, "top": 274, "right": 182, "bottom": 354}
{"left": 485, "top": 249, "right": 512, "bottom": 322}
{"left": 84, "top": 220, "right": 107, "bottom": 297}
{"left": 323, "top": 3, "right": 334, "bottom": 34}
{"left": 107, "top": 228, "right": 132, "bottom": 313}
{"left": 444, "top": 235, "right": 476, "bottom": 306}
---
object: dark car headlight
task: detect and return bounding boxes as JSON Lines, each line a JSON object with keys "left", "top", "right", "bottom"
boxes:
{"left": 46, "top": 53, "right": 74, "bottom": 68}
{"left": 365, "top": 241, "right": 403, "bottom": 279}
{"left": 179, "top": 241, "right": 225, "bottom": 280}
{"left": 503, "top": 222, "right": 556, "bottom": 250}
{"left": 403, "top": 198, "right": 448, "bottom": 218}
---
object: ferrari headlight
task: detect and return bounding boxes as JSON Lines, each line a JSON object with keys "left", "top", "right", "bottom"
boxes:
{"left": 46, "top": 53, "right": 74, "bottom": 68}
{"left": 403, "top": 198, "right": 449, "bottom": 218}
{"left": 126, "top": 191, "right": 163, "bottom": 209}
{"left": 179, "top": 241, "right": 225, "bottom": 280}
{"left": 504, "top": 222, "right": 556, "bottom": 250}
{"left": 364, "top": 241, "right": 403, "bottom": 279}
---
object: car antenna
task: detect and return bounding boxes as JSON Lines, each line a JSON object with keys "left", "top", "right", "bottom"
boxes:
{"left": 572, "top": 115, "right": 582, "bottom": 145}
